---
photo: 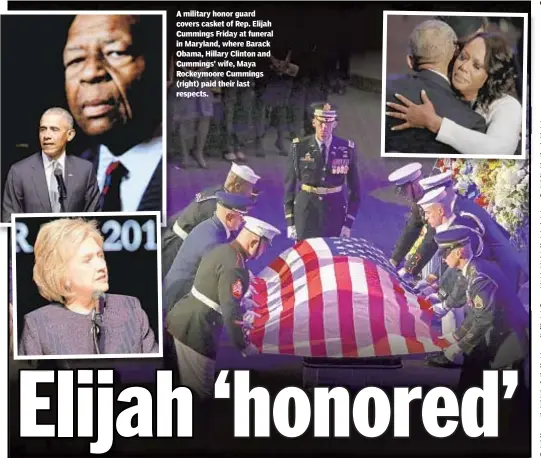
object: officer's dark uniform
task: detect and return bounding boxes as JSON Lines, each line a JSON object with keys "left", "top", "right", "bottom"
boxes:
{"left": 162, "top": 184, "right": 223, "bottom": 277}
{"left": 433, "top": 229, "right": 529, "bottom": 397}
{"left": 284, "top": 104, "right": 361, "bottom": 239}
{"left": 166, "top": 241, "right": 251, "bottom": 363}
{"left": 163, "top": 192, "right": 253, "bottom": 311}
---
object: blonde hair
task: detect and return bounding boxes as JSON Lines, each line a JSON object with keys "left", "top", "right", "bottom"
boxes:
{"left": 33, "top": 218, "right": 104, "bottom": 303}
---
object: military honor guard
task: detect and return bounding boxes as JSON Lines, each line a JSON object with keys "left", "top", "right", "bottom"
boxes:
{"left": 166, "top": 216, "right": 281, "bottom": 399}
{"left": 388, "top": 163, "right": 437, "bottom": 280}
{"left": 284, "top": 103, "right": 361, "bottom": 240}
{"left": 163, "top": 191, "right": 254, "bottom": 311}
{"left": 417, "top": 184, "right": 528, "bottom": 292}
{"left": 431, "top": 227, "right": 529, "bottom": 398}
{"left": 162, "top": 163, "right": 260, "bottom": 277}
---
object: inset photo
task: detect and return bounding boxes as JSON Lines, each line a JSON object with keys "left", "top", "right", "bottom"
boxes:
{"left": 382, "top": 11, "right": 527, "bottom": 159}
{"left": 11, "top": 212, "right": 162, "bottom": 360}
{"left": 0, "top": 12, "right": 166, "bottom": 226}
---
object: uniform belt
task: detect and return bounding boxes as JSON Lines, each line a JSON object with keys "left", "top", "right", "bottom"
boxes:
{"left": 191, "top": 287, "right": 222, "bottom": 315}
{"left": 172, "top": 221, "right": 189, "bottom": 240}
{"left": 301, "top": 184, "right": 342, "bottom": 195}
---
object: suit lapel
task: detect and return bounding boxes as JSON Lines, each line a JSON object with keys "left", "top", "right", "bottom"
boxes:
{"left": 137, "top": 160, "right": 162, "bottom": 211}
{"left": 64, "top": 155, "right": 78, "bottom": 211}
{"left": 31, "top": 153, "right": 52, "bottom": 212}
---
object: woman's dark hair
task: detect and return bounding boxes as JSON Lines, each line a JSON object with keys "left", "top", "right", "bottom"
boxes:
{"left": 462, "top": 32, "right": 518, "bottom": 111}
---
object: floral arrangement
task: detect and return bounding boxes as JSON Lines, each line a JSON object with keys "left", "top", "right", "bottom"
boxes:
{"left": 436, "top": 158, "right": 530, "bottom": 248}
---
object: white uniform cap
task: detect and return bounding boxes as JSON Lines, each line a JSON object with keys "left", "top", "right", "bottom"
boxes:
{"left": 419, "top": 171, "right": 453, "bottom": 191}
{"left": 230, "top": 163, "right": 260, "bottom": 185}
{"left": 417, "top": 186, "right": 448, "bottom": 210}
{"left": 242, "top": 216, "right": 281, "bottom": 244}
{"left": 388, "top": 163, "right": 423, "bottom": 186}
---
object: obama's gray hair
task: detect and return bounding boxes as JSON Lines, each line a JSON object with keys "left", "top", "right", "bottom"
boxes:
{"left": 41, "top": 107, "right": 74, "bottom": 129}
{"left": 408, "top": 19, "right": 458, "bottom": 69}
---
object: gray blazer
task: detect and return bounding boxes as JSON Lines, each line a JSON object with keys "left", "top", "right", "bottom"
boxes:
{"left": 19, "top": 294, "right": 158, "bottom": 356}
{"left": 2, "top": 152, "right": 100, "bottom": 222}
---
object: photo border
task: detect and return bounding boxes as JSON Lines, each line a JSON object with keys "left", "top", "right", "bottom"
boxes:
{"left": 0, "top": 9, "right": 168, "bottom": 228}
{"left": 381, "top": 10, "right": 528, "bottom": 160}
{"left": 10, "top": 210, "right": 164, "bottom": 361}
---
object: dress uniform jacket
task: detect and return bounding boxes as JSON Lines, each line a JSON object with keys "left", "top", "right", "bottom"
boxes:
{"left": 163, "top": 215, "right": 231, "bottom": 311}
{"left": 284, "top": 135, "right": 361, "bottom": 239}
{"left": 166, "top": 241, "right": 251, "bottom": 360}
{"left": 455, "top": 258, "right": 528, "bottom": 377}
{"left": 162, "top": 184, "right": 223, "bottom": 277}
{"left": 392, "top": 202, "right": 437, "bottom": 276}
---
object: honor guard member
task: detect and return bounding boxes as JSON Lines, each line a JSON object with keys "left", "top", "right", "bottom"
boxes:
{"left": 388, "top": 162, "right": 434, "bottom": 278}
{"left": 418, "top": 184, "right": 527, "bottom": 292}
{"left": 162, "top": 163, "right": 260, "bottom": 277}
{"left": 430, "top": 227, "right": 528, "bottom": 397}
{"left": 163, "top": 191, "right": 254, "bottom": 311}
{"left": 166, "top": 216, "right": 281, "bottom": 399}
{"left": 284, "top": 103, "right": 361, "bottom": 240}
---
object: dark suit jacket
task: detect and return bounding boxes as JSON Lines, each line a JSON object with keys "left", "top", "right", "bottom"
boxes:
{"left": 2, "top": 152, "right": 100, "bottom": 222}
{"left": 80, "top": 145, "right": 162, "bottom": 212}
{"left": 385, "top": 70, "right": 487, "bottom": 155}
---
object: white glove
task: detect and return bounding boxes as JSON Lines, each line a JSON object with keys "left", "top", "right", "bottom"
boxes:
{"left": 398, "top": 268, "right": 408, "bottom": 278}
{"left": 287, "top": 226, "right": 297, "bottom": 240}
{"left": 430, "top": 301, "right": 450, "bottom": 318}
{"left": 241, "top": 343, "right": 259, "bottom": 357}
{"left": 420, "top": 285, "right": 438, "bottom": 297}
{"left": 242, "top": 310, "right": 262, "bottom": 329}
{"left": 340, "top": 226, "right": 351, "bottom": 238}
{"left": 443, "top": 342, "right": 463, "bottom": 364}
{"left": 414, "top": 279, "right": 431, "bottom": 292}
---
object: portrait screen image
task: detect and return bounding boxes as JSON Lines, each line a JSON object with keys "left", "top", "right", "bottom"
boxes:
{"left": 12, "top": 213, "right": 161, "bottom": 358}
{"left": 382, "top": 12, "right": 527, "bottom": 159}
{"left": 0, "top": 13, "right": 165, "bottom": 224}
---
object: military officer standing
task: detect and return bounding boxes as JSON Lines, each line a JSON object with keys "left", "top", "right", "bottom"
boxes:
{"left": 163, "top": 191, "right": 253, "bottom": 311}
{"left": 284, "top": 103, "right": 361, "bottom": 240}
{"left": 431, "top": 227, "right": 528, "bottom": 396}
{"left": 162, "top": 163, "right": 260, "bottom": 277}
{"left": 166, "top": 216, "right": 281, "bottom": 399}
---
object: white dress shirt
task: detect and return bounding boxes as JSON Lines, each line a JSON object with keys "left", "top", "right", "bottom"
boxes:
{"left": 96, "top": 137, "right": 162, "bottom": 212}
{"left": 42, "top": 151, "right": 66, "bottom": 192}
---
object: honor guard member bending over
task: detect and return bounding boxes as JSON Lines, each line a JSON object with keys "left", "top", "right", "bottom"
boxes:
{"left": 163, "top": 191, "right": 254, "bottom": 311}
{"left": 388, "top": 162, "right": 436, "bottom": 279}
{"left": 431, "top": 227, "right": 529, "bottom": 394}
{"left": 162, "top": 163, "right": 260, "bottom": 277}
{"left": 165, "top": 216, "right": 281, "bottom": 399}
{"left": 284, "top": 103, "right": 361, "bottom": 240}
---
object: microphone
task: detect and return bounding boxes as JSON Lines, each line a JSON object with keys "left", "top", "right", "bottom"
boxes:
{"left": 91, "top": 291, "right": 105, "bottom": 354}
{"left": 53, "top": 164, "right": 67, "bottom": 211}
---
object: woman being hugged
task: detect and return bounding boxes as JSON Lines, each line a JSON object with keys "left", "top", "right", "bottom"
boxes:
{"left": 387, "top": 33, "right": 521, "bottom": 156}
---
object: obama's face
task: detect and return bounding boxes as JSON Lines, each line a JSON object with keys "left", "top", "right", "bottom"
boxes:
{"left": 63, "top": 15, "right": 146, "bottom": 137}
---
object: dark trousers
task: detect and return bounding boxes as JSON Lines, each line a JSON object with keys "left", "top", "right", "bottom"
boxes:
{"left": 254, "top": 80, "right": 292, "bottom": 141}
{"left": 294, "top": 190, "right": 346, "bottom": 240}
{"left": 162, "top": 234, "right": 184, "bottom": 279}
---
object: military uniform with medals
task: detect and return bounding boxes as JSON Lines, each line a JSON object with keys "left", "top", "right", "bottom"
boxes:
{"left": 434, "top": 228, "right": 528, "bottom": 394}
{"left": 284, "top": 104, "right": 361, "bottom": 239}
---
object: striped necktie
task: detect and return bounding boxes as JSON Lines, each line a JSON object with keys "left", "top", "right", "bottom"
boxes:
{"left": 49, "top": 160, "right": 61, "bottom": 213}
{"left": 100, "top": 161, "right": 127, "bottom": 211}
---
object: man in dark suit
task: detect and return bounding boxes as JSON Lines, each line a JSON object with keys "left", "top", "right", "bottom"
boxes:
{"left": 385, "top": 19, "right": 487, "bottom": 155}
{"left": 2, "top": 108, "right": 100, "bottom": 222}
{"left": 63, "top": 14, "right": 162, "bottom": 213}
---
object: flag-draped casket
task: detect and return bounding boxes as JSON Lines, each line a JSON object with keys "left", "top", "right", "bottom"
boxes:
{"left": 244, "top": 238, "right": 453, "bottom": 358}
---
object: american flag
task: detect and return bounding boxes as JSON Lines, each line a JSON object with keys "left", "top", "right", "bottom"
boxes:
{"left": 246, "top": 237, "right": 452, "bottom": 358}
